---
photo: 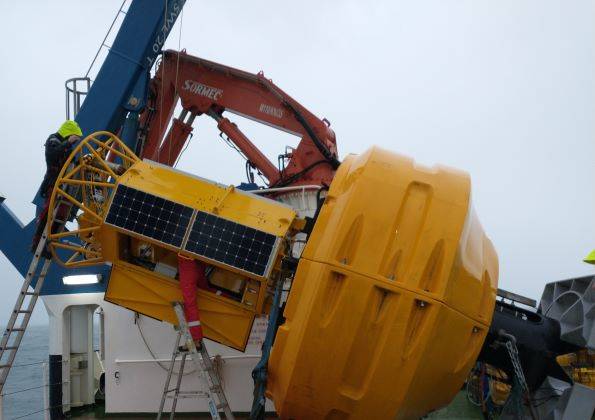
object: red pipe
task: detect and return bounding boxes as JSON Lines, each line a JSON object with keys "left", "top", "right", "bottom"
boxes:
{"left": 177, "top": 254, "right": 206, "bottom": 343}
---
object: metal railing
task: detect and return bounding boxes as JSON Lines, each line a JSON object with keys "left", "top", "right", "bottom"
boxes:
{"left": 114, "top": 354, "right": 261, "bottom": 364}
{"left": 65, "top": 78, "right": 91, "bottom": 120}
{"left": 84, "top": 0, "right": 129, "bottom": 80}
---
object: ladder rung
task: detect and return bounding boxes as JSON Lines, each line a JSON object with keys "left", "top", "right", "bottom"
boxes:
{"left": 7, "top": 328, "right": 25, "bottom": 332}
{"left": 0, "top": 236, "right": 50, "bottom": 395}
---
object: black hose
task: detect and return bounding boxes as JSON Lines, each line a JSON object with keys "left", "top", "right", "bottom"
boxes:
{"left": 282, "top": 101, "right": 341, "bottom": 169}
{"left": 272, "top": 159, "right": 332, "bottom": 188}
{"left": 258, "top": 78, "right": 340, "bottom": 169}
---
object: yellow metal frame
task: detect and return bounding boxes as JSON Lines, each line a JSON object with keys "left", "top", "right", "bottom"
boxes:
{"left": 104, "top": 261, "right": 260, "bottom": 350}
{"left": 115, "top": 160, "right": 296, "bottom": 238}
{"left": 100, "top": 158, "right": 297, "bottom": 280}
{"left": 46, "top": 131, "right": 139, "bottom": 267}
{"left": 45, "top": 131, "right": 298, "bottom": 350}
{"left": 97, "top": 158, "right": 297, "bottom": 350}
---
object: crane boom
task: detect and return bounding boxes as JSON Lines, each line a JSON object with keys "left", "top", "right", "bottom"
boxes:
{"left": 139, "top": 50, "right": 339, "bottom": 187}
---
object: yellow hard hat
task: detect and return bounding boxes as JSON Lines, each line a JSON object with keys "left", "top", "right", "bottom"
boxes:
{"left": 583, "top": 250, "right": 595, "bottom": 265}
{"left": 57, "top": 120, "right": 82, "bottom": 138}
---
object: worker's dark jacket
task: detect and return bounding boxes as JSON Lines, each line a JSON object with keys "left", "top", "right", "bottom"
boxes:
{"left": 39, "top": 133, "right": 73, "bottom": 198}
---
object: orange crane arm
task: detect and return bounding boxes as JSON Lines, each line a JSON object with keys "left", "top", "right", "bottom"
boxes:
{"left": 139, "top": 50, "right": 339, "bottom": 187}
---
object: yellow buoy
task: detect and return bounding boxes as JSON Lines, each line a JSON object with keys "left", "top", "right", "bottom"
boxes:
{"left": 267, "top": 147, "right": 498, "bottom": 419}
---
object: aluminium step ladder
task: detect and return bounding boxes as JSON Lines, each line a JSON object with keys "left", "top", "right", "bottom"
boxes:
{"left": 157, "top": 331, "right": 210, "bottom": 420}
{"left": 0, "top": 197, "right": 75, "bottom": 394}
{"left": 157, "top": 303, "right": 234, "bottom": 420}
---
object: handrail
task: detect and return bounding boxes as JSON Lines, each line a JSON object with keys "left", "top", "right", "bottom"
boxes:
{"left": 115, "top": 354, "right": 261, "bottom": 364}
{"left": 85, "top": 0, "right": 129, "bottom": 79}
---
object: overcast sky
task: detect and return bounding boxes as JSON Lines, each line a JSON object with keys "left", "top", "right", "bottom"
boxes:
{"left": 1, "top": 1, "right": 594, "bottom": 325}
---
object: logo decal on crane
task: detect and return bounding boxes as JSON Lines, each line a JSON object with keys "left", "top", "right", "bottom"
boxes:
{"left": 259, "top": 104, "right": 284, "bottom": 119}
{"left": 183, "top": 80, "right": 223, "bottom": 100}
{"left": 146, "top": 0, "right": 185, "bottom": 68}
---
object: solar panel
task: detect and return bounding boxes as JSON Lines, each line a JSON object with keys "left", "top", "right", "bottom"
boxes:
{"left": 105, "top": 184, "right": 194, "bottom": 248}
{"left": 184, "top": 211, "right": 279, "bottom": 277}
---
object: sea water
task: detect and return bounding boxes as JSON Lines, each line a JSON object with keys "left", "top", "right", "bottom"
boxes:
{"left": 3, "top": 325, "right": 48, "bottom": 420}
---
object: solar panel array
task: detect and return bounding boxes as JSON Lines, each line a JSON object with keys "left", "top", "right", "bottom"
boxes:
{"left": 184, "top": 211, "right": 278, "bottom": 277}
{"left": 105, "top": 185, "right": 279, "bottom": 277}
{"left": 105, "top": 185, "right": 193, "bottom": 248}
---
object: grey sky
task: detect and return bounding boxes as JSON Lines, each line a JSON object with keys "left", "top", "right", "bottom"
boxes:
{"left": 1, "top": 0, "right": 593, "bottom": 325}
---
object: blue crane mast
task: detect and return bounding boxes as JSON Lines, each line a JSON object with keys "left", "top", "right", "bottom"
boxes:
{"left": 0, "top": 0, "right": 186, "bottom": 295}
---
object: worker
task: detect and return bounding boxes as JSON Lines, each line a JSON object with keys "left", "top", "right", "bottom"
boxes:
{"left": 30, "top": 120, "right": 82, "bottom": 254}
{"left": 584, "top": 250, "right": 595, "bottom": 265}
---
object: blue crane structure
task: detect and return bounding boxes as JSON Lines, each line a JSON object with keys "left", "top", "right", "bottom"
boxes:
{"left": 0, "top": 0, "right": 186, "bottom": 296}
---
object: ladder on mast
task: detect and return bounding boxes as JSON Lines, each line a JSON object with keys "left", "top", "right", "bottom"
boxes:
{"left": 0, "top": 197, "right": 74, "bottom": 394}
{"left": 157, "top": 303, "right": 234, "bottom": 420}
